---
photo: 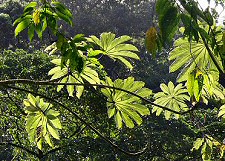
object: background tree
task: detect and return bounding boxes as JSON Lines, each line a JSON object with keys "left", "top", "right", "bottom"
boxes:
{"left": 2, "top": 0, "right": 225, "bottom": 160}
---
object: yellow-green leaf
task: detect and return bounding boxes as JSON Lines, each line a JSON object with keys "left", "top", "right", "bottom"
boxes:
{"left": 15, "top": 18, "right": 31, "bottom": 37}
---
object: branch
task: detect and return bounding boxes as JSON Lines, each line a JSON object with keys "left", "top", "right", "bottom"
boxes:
{"left": 0, "top": 142, "right": 39, "bottom": 158}
{"left": 4, "top": 84, "right": 148, "bottom": 156}
{"left": 199, "top": 32, "right": 224, "bottom": 74}
{"left": 0, "top": 79, "right": 192, "bottom": 115}
{"left": 69, "top": 125, "right": 86, "bottom": 138}
{"left": 43, "top": 144, "right": 74, "bottom": 156}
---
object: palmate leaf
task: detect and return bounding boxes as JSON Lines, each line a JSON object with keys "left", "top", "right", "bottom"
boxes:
{"left": 48, "top": 59, "right": 100, "bottom": 98}
{"left": 101, "top": 77, "right": 151, "bottom": 129}
{"left": 152, "top": 81, "right": 190, "bottom": 120}
{"left": 169, "top": 37, "right": 222, "bottom": 82}
{"left": 23, "top": 94, "right": 62, "bottom": 150}
{"left": 87, "top": 32, "right": 139, "bottom": 69}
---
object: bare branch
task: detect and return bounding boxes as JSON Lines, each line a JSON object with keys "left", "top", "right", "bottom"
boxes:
{"left": 0, "top": 142, "right": 39, "bottom": 158}
{"left": 0, "top": 79, "right": 193, "bottom": 114}
{"left": 4, "top": 84, "right": 148, "bottom": 156}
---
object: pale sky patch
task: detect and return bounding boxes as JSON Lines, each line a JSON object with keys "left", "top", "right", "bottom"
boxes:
{"left": 198, "top": 0, "right": 225, "bottom": 24}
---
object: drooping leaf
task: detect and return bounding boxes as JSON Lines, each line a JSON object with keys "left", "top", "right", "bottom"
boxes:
{"left": 13, "top": 15, "right": 32, "bottom": 26}
{"left": 218, "top": 104, "right": 225, "bottom": 118}
{"left": 47, "top": 123, "right": 60, "bottom": 140}
{"left": 28, "top": 23, "right": 35, "bottom": 41}
{"left": 201, "top": 142, "right": 212, "bottom": 161}
{"left": 156, "top": 0, "right": 180, "bottom": 45}
{"left": 51, "top": 1, "right": 73, "bottom": 26}
{"left": 145, "top": 27, "right": 158, "bottom": 57}
{"left": 107, "top": 107, "right": 116, "bottom": 118}
{"left": 15, "top": 18, "right": 31, "bottom": 37}
{"left": 191, "top": 135, "right": 216, "bottom": 161}
{"left": 192, "top": 138, "right": 204, "bottom": 151}
{"left": 67, "top": 75, "right": 76, "bottom": 96}
{"left": 51, "top": 1, "right": 72, "bottom": 18}
{"left": 24, "top": 2, "right": 37, "bottom": 13}
{"left": 115, "top": 111, "right": 123, "bottom": 129}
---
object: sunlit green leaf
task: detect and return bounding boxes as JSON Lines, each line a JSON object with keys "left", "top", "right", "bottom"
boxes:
{"left": 48, "top": 59, "right": 100, "bottom": 98}
{"left": 67, "top": 75, "right": 76, "bottom": 96}
{"left": 218, "top": 104, "right": 225, "bottom": 118}
{"left": 169, "top": 37, "right": 222, "bottom": 82}
{"left": 47, "top": 123, "right": 60, "bottom": 140}
{"left": 28, "top": 23, "right": 35, "bottom": 41}
{"left": 192, "top": 138, "right": 204, "bottom": 151}
{"left": 101, "top": 77, "right": 151, "bottom": 128}
{"left": 24, "top": 94, "right": 61, "bottom": 149}
{"left": 152, "top": 81, "right": 189, "bottom": 119}
{"left": 24, "top": 2, "right": 37, "bottom": 13}
{"left": 15, "top": 18, "right": 31, "bottom": 37}
{"left": 115, "top": 111, "right": 123, "bottom": 129}
{"left": 87, "top": 32, "right": 139, "bottom": 69}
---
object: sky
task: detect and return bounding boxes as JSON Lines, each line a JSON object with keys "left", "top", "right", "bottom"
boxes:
{"left": 199, "top": 0, "right": 225, "bottom": 24}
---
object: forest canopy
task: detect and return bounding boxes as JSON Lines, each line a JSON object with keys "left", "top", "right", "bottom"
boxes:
{"left": 1, "top": 0, "right": 225, "bottom": 160}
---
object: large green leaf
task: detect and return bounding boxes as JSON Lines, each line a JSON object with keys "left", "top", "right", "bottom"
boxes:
{"left": 101, "top": 77, "right": 151, "bottom": 129}
{"left": 152, "top": 81, "right": 190, "bottom": 119}
{"left": 186, "top": 69, "right": 224, "bottom": 103}
{"left": 192, "top": 135, "right": 225, "bottom": 161}
{"left": 87, "top": 32, "right": 139, "bottom": 69}
{"left": 169, "top": 37, "right": 221, "bottom": 82}
{"left": 23, "top": 94, "right": 61, "bottom": 150}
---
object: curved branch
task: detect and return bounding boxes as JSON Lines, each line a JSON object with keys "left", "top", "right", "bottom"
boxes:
{"left": 0, "top": 79, "right": 192, "bottom": 115}
{"left": 4, "top": 84, "right": 148, "bottom": 156}
{"left": 0, "top": 142, "right": 39, "bottom": 158}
